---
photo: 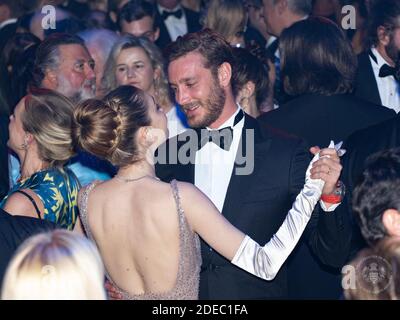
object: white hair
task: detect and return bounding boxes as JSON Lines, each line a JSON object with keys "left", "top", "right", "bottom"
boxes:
{"left": 1, "top": 230, "right": 106, "bottom": 300}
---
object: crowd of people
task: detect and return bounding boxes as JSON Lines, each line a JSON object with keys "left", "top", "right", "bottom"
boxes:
{"left": 0, "top": 0, "right": 400, "bottom": 300}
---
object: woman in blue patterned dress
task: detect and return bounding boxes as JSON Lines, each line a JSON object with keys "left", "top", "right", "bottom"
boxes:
{"left": 0, "top": 89, "right": 80, "bottom": 230}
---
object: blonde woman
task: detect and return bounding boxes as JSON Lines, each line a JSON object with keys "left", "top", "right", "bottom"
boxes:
{"left": 1, "top": 230, "right": 106, "bottom": 300}
{"left": 0, "top": 89, "right": 80, "bottom": 230}
{"left": 102, "top": 35, "right": 187, "bottom": 138}
{"left": 202, "top": 0, "right": 247, "bottom": 47}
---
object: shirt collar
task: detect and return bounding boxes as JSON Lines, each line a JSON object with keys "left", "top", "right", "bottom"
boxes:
{"left": 157, "top": 3, "right": 182, "bottom": 14}
{"left": 371, "top": 47, "right": 393, "bottom": 68}
{"left": 0, "top": 18, "right": 17, "bottom": 30}
{"left": 207, "top": 105, "right": 242, "bottom": 130}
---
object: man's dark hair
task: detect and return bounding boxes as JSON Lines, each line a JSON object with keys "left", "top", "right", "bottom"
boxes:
{"left": 117, "top": 0, "right": 156, "bottom": 30}
{"left": 280, "top": 17, "right": 356, "bottom": 96}
{"left": 165, "top": 28, "right": 235, "bottom": 79}
{"left": 232, "top": 47, "right": 269, "bottom": 108}
{"left": 33, "top": 33, "right": 86, "bottom": 88}
{"left": 0, "top": 0, "right": 24, "bottom": 18}
{"left": 367, "top": 0, "right": 400, "bottom": 48}
{"left": 353, "top": 148, "right": 400, "bottom": 245}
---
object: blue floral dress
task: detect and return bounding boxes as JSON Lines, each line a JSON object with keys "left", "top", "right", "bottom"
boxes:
{"left": 0, "top": 167, "right": 80, "bottom": 230}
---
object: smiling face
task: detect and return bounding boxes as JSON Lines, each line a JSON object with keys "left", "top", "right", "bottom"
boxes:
{"left": 168, "top": 52, "right": 226, "bottom": 128}
{"left": 115, "top": 47, "right": 156, "bottom": 96}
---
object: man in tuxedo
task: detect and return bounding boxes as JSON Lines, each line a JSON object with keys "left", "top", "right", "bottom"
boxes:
{"left": 155, "top": 29, "right": 350, "bottom": 299}
{"left": 0, "top": 207, "right": 57, "bottom": 284}
{"left": 354, "top": 0, "right": 400, "bottom": 113}
{"left": 118, "top": 0, "right": 160, "bottom": 42}
{"left": 154, "top": 0, "right": 201, "bottom": 49}
{"left": 258, "top": 17, "right": 395, "bottom": 299}
{"left": 0, "top": 114, "right": 8, "bottom": 200}
{"left": 262, "top": 0, "right": 312, "bottom": 106}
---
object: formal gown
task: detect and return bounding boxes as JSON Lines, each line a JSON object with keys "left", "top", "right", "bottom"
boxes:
{"left": 79, "top": 179, "right": 202, "bottom": 300}
{"left": 78, "top": 145, "right": 328, "bottom": 299}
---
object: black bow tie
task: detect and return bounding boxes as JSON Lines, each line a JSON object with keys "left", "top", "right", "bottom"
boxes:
{"left": 161, "top": 9, "right": 183, "bottom": 20}
{"left": 379, "top": 63, "right": 400, "bottom": 81}
{"left": 197, "top": 110, "right": 244, "bottom": 151}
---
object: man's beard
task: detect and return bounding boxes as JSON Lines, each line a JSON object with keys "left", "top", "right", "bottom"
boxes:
{"left": 57, "top": 75, "right": 96, "bottom": 104}
{"left": 385, "top": 36, "right": 400, "bottom": 66}
{"left": 182, "top": 78, "right": 226, "bottom": 128}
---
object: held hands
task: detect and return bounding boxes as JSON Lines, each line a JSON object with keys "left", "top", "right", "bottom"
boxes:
{"left": 309, "top": 141, "right": 345, "bottom": 196}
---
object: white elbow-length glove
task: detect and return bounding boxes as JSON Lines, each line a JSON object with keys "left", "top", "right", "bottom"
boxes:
{"left": 231, "top": 141, "right": 344, "bottom": 281}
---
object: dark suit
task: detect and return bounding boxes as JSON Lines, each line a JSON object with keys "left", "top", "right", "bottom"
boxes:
{"left": 0, "top": 115, "right": 9, "bottom": 200}
{"left": 0, "top": 21, "right": 17, "bottom": 54}
{"left": 156, "top": 114, "right": 351, "bottom": 299}
{"left": 258, "top": 93, "right": 395, "bottom": 299}
{"left": 342, "top": 114, "right": 400, "bottom": 258}
{"left": 0, "top": 208, "right": 57, "bottom": 284}
{"left": 154, "top": 6, "right": 201, "bottom": 50}
{"left": 354, "top": 51, "right": 383, "bottom": 106}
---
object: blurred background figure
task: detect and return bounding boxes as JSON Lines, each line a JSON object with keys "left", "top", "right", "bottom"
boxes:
{"left": 154, "top": 0, "right": 202, "bottom": 49}
{"left": 353, "top": 0, "right": 400, "bottom": 113}
{"left": 1, "top": 89, "right": 80, "bottom": 231}
{"left": 232, "top": 47, "right": 272, "bottom": 117}
{"left": 337, "top": 0, "right": 369, "bottom": 55}
{"left": 102, "top": 34, "right": 187, "bottom": 138}
{"left": 78, "top": 28, "right": 119, "bottom": 97}
{"left": 258, "top": 17, "right": 395, "bottom": 299}
{"left": 1, "top": 230, "right": 106, "bottom": 300}
{"left": 245, "top": 0, "right": 276, "bottom": 50}
{"left": 118, "top": 0, "right": 160, "bottom": 42}
{"left": 202, "top": 0, "right": 247, "bottom": 48}
{"left": 344, "top": 237, "right": 400, "bottom": 300}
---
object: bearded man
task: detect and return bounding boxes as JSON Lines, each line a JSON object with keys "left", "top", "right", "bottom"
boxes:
{"left": 154, "top": 29, "right": 351, "bottom": 299}
{"left": 354, "top": 0, "right": 400, "bottom": 113}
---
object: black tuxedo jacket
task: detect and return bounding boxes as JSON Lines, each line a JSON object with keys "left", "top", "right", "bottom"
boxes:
{"left": 156, "top": 114, "right": 350, "bottom": 299}
{"left": 0, "top": 208, "right": 57, "bottom": 284}
{"left": 354, "top": 51, "right": 382, "bottom": 106}
{"left": 0, "top": 21, "right": 17, "bottom": 54}
{"left": 258, "top": 93, "right": 395, "bottom": 299}
{"left": 342, "top": 115, "right": 400, "bottom": 257}
{"left": 155, "top": 6, "right": 201, "bottom": 50}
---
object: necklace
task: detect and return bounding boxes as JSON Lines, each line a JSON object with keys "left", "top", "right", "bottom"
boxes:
{"left": 114, "top": 174, "right": 160, "bottom": 183}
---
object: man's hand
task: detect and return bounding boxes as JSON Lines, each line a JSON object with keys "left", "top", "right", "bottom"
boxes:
{"left": 309, "top": 146, "right": 342, "bottom": 195}
{"left": 105, "top": 280, "right": 123, "bottom": 300}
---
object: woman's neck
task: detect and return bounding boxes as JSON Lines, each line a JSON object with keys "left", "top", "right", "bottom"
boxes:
{"left": 19, "top": 150, "right": 50, "bottom": 181}
{"left": 117, "top": 159, "right": 156, "bottom": 180}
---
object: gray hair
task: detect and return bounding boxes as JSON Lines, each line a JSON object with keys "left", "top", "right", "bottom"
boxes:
{"left": 275, "top": 0, "right": 312, "bottom": 16}
{"left": 78, "top": 28, "right": 119, "bottom": 64}
{"left": 33, "top": 33, "right": 86, "bottom": 88}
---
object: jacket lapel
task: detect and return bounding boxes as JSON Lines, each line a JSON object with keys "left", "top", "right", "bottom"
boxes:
{"left": 221, "top": 115, "right": 270, "bottom": 222}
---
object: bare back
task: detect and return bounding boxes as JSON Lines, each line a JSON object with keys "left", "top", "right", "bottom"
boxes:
{"left": 79, "top": 177, "right": 201, "bottom": 299}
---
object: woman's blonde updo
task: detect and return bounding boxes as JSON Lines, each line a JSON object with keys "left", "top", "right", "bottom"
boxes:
{"left": 72, "top": 85, "right": 151, "bottom": 167}
{"left": 22, "top": 88, "right": 76, "bottom": 167}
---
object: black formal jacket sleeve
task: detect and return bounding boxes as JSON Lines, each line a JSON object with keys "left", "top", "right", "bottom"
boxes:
{"left": 156, "top": 116, "right": 350, "bottom": 298}
{"left": 0, "top": 209, "right": 57, "bottom": 284}
{"left": 0, "top": 115, "right": 9, "bottom": 200}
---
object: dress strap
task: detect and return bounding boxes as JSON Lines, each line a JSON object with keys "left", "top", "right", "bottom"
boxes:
{"left": 14, "top": 190, "right": 41, "bottom": 219}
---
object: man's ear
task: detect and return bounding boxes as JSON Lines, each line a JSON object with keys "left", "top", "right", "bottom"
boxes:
{"left": 42, "top": 70, "right": 58, "bottom": 90}
{"left": 217, "top": 62, "right": 232, "bottom": 88}
{"left": 276, "top": 0, "right": 288, "bottom": 15}
{"left": 377, "top": 25, "right": 391, "bottom": 46}
{"left": 382, "top": 209, "right": 400, "bottom": 237}
{"left": 153, "top": 27, "right": 160, "bottom": 42}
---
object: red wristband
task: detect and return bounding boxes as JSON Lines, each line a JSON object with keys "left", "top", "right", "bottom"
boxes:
{"left": 320, "top": 194, "right": 342, "bottom": 204}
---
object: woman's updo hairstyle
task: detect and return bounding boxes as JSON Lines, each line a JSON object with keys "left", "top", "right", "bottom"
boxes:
{"left": 72, "top": 85, "right": 151, "bottom": 167}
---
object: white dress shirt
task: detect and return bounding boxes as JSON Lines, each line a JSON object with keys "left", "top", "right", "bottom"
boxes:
{"left": 157, "top": 4, "right": 188, "bottom": 42}
{"left": 369, "top": 47, "right": 400, "bottom": 113}
{"left": 195, "top": 106, "right": 244, "bottom": 212}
